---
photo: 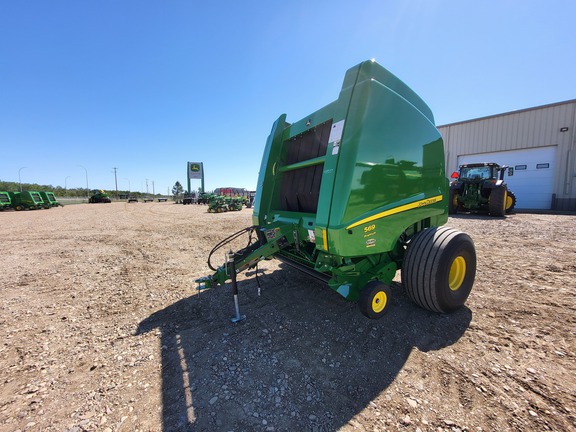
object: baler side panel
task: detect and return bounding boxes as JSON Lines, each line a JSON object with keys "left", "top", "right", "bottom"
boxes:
{"left": 326, "top": 69, "right": 447, "bottom": 256}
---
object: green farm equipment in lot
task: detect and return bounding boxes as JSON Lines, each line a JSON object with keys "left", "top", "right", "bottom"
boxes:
{"left": 449, "top": 163, "right": 516, "bottom": 216}
{"left": 89, "top": 190, "right": 112, "bottom": 203}
{"left": 207, "top": 195, "right": 229, "bottom": 213}
{"left": 197, "top": 192, "right": 211, "bottom": 205}
{"left": 9, "top": 191, "right": 45, "bottom": 210}
{"left": 197, "top": 60, "right": 477, "bottom": 320}
{"left": 207, "top": 195, "right": 244, "bottom": 212}
{"left": 182, "top": 192, "right": 194, "bottom": 205}
{"left": 245, "top": 191, "right": 256, "bottom": 208}
{"left": 227, "top": 197, "right": 244, "bottom": 211}
{"left": 0, "top": 192, "right": 12, "bottom": 210}
{"left": 39, "top": 191, "right": 63, "bottom": 208}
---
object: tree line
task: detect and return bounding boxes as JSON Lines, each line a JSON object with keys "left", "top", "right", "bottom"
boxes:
{"left": 0, "top": 180, "right": 163, "bottom": 198}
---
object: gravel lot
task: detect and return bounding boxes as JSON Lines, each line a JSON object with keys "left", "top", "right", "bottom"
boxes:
{"left": 1, "top": 202, "right": 575, "bottom": 432}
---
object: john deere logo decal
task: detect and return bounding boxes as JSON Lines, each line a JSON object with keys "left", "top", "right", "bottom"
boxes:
{"left": 188, "top": 162, "right": 203, "bottom": 179}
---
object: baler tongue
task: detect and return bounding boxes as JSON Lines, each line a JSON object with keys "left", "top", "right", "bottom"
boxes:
{"left": 195, "top": 275, "right": 213, "bottom": 291}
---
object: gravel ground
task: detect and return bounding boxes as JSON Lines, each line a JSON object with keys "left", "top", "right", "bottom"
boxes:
{"left": 1, "top": 202, "right": 575, "bottom": 432}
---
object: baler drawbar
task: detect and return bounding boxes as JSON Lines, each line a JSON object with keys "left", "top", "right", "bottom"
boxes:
{"left": 196, "top": 60, "right": 477, "bottom": 321}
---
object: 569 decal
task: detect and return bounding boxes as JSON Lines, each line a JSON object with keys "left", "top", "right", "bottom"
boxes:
{"left": 363, "top": 224, "right": 376, "bottom": 233}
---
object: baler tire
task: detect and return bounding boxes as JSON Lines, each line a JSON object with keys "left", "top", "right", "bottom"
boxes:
{"left": 359, "top": 281, "right": 392, "bottom": 319}
{"left": 505, "top": 190, "right": 516, "bottom": 214}
{"left": 448, "top": 189, "right": 458, "bottom": 215}
{"left": 489, "top": 187, "right": 507, "bottom": 217}
{"left": 402, "top": 227, "right": 476, "bottom": 313}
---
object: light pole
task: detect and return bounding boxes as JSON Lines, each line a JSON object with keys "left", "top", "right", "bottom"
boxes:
{"left": 65, "top": 176, "right": 71, "bottom": 196}
{"left": 18, "top": 167, "right": 27, "bottom": 192}
{"left": 112, "top": 167, "right": 118, "bottom": 199}
{"left": 77, "top": 165, "right": 89, "bottom": 198}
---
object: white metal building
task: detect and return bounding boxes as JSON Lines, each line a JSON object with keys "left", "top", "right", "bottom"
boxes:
{"left": 438, "top": 99, "right": 576, "bottom": 211}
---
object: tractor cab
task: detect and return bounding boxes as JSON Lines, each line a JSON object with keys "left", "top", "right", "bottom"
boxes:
{"left": 459, "top": 165, "right": 495, "bottom": 180}
{"left": 452, "top": 163, "right": 513, "bottom": 183}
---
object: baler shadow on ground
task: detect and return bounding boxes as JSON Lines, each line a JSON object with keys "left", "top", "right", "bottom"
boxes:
{"left": 137, "top": 266, "right": 471, "bottom": 431}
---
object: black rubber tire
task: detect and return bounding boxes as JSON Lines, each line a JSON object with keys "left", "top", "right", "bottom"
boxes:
{"left": 402, "top": 226, "right": 476, "bottom": 313}
{"left": 448, "top": 189, "right": 458, "bottom": 215}
{"left": 505, "top": 190, "right": 516, "bottom": 214}
{"left": 359, "top": 280, "right": 392, "bottom": 319}
{"left": 489, "top": 187, "right": 507, "bottom": 217}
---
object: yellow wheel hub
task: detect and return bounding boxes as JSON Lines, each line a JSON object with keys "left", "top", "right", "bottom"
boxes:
{"left": 372, "top": 291, "right": 388, "bottom": 313}
{"left": 449, "top": 256, "right": 466, "bottom": 291}
{"left": 506, "top": 195, "right": 513, "bottom": 209}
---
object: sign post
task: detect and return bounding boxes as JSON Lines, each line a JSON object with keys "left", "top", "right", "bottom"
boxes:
{"left": 187, "top": 162, "right": 204, "bottom": 194}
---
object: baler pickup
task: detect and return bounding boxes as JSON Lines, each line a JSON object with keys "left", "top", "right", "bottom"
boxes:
{"left": 197, "top": 60, "right": 477, "bottom": 320}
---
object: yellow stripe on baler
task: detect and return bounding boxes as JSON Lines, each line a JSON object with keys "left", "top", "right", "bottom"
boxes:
{"left": 346, "top": 195, "right": 443, "bottom": 230}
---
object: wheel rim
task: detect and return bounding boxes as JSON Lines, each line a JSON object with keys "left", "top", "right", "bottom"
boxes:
{"left": 505, "top": 194, "right": 513, "bottom": 209}
{"left": 371, "top": 291, "right": 387, "bottom": 313}
{"left": 449, "top": 256, "right": 466, "bottom": 291}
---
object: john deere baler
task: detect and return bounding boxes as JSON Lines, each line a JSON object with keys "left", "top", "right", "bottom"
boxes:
{"left": 199, "top": 60, "right": 476, "bottom": 319}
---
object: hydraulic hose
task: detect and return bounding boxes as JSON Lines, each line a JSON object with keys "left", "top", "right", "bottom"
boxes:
{"left": 207, "top": 226, "right": 257, "bottom": 271}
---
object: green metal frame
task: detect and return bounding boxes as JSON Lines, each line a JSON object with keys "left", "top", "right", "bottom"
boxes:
{"left": 203, "top": 60, "right": 448, "bottom": 301}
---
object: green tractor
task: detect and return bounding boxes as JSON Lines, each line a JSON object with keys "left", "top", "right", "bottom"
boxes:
{"left": 226, "top": 196, "right": 244, "bottom": 211}
{"left": 39, "top": 191, "right": 63, "bottom": 208}
{"left": 449, "top": 163, "right": 516, "bottom": 216}
{"left": 89, "top": 189, "right": 112, "bottom": 203}
{"left": 9, "top": 191, "right": 45, "bottom": 210}
{"left": 0, "top": 191, "right": 12, "bottom": 210}
{"left": 196, "top": 60, "right": 477, "bottom": 320}
{"left": 245, "top": 191, "right": 256, "bottom": 208}
{"left": 208, "top": 195, "right": 229, "bottom": 213}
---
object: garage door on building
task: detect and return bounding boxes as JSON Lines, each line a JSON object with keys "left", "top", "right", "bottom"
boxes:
{"left": 457, "top": 146, "right": 557, "bottom": 210}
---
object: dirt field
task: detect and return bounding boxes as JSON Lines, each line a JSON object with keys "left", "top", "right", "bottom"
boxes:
{"left": 1, "top": 202, "right": 575, "bottom": 432}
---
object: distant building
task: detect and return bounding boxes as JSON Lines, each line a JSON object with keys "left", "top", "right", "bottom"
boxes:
{"left": 438, "top": 99, "right": 576, "bottom": 210}
{"left": 213, "top": 187, "right": 249, "bottom": 198}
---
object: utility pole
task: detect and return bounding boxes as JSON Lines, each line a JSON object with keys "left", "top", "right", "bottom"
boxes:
{"left": 113, "top": 167, "right": 118, "bottom": 199}
{"left": 145, "top": 178, "right": 149, "bottom": 194}
{"left": 152, "top": 181, "right": 155, "bottom": 196}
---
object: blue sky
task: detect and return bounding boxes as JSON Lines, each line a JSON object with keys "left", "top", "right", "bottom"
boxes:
{"left": 1, "top": 0, "right": 574, "bottom": 193}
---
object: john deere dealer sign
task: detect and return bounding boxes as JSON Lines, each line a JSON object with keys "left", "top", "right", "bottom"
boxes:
{"left": 188, "top": 162, "right": 203, "bottom": 179}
